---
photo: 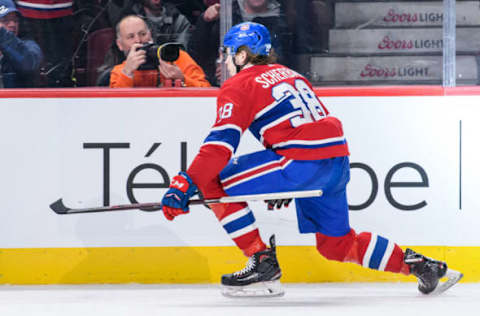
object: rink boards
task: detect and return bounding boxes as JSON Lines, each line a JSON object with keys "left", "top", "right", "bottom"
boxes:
{"left": 0, "top": 87, "right": 479, "bottom": 284}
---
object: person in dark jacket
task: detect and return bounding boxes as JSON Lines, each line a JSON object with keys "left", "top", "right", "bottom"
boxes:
{"left": 16, "top": 0, "right": 73, "bottom": 87}
{"left": 0, "top": 0, "right": 43, "bottom": 88}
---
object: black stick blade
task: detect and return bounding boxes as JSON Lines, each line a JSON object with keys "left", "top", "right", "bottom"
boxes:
{"left": 48, "top": 199, "right": 166, "bottom": 214}
{"left": 50, "top": 199, "right": 71, "bottom": 214}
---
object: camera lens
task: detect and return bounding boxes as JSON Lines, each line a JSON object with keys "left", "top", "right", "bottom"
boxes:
{"left": 160, "top": 43, "right": 181, "bottom": 62}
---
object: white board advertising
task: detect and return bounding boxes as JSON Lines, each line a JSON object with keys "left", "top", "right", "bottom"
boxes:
{"left": 0, "top": 95, "right": 479, "bottom": 248}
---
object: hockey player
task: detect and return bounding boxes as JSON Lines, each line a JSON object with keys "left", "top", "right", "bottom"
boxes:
{"left": 161, "top": 22, "right": 462, "bottom": 297}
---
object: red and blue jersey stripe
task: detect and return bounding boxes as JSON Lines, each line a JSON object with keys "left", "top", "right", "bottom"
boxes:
{"left": 187, "top": 64, "right": 349, "bottom": 196}
{"left": 202, "top": 124, "right": 242, "bottom": 155}
{"left": 16, "top": 0, "right": 73, "bottom": 19}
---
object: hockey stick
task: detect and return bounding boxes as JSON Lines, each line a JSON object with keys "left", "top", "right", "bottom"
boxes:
{"left": 50, "top": 189, "right": 323, "bottom": 215}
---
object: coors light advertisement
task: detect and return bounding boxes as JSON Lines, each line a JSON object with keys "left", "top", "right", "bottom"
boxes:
{"left": 329, "top": 28, "right": 480, "bottom": 54}
{"left": 335, "top": 1, "right": 480, "bottom": 28}
{"left": 310, "top": 56, "right": 478, "bottom": 84}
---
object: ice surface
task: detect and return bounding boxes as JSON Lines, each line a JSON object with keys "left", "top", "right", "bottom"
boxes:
{"left": 0, "top": 283, "right": 477, "bottom": 316}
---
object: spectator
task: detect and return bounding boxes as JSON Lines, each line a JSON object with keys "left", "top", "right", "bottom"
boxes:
{"left": 0, "top": 0, "right": 43, "bottom": 88}
{"left": 109, "top": 14, "right": 210, "bottom": 88}
{"left": 77, "top": 0, "right": 198, "bottom": 35}
{"left": 187, "top": 0, "right": 219, "bottom": 86}
{"left": 188, "top": 0, "right": 292, "bottom": 86}
{"left": 96, "top": 0, "right": 194, "bottom": 86}
{"left": 126, "top": 0, "right": 192, "bottom": 49}
{"left": 15, "top": 0, "right": 74, "bottom": 86}
{"left": 236, "top": 0, "right": 292, "bottom": 67}
{"left": 172, "top": 0, "right": 207, "bottom": 25}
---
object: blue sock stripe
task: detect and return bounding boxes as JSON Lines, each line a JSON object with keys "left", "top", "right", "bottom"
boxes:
{"left": 368, "top": 236, "right": 389, "bottom": 269}
{"left": 223, "top": 211, "right": 255, "bottom": 234}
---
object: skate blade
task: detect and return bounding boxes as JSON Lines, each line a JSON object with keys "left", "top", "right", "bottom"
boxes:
{"left": 431, "top": 269, "right": 463, "bottom": 295}
{"left": 221, "top": 280, "right": 285, "bottom": 298}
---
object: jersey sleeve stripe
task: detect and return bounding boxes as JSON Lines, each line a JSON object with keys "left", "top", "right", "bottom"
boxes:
{"left": 254, "top": 98, "right": 284, "bottom": 120}
{"left": 203, "top": 127, "right": 242, "bottom": 153}
{"left": 210, "top": 123, "right": 243, "bottom": 134}
{"left": 201, "top": 141, "right": 235, "bottom": 154}
{"left": 258, "top": 111, "right": 301, "bottom": 138}
{"left": 250, "top": 98, "right": 300, "bottom": 140}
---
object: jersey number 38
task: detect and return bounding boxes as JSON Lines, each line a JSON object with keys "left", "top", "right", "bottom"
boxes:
{"left": 272, "top": 79, "right": 327, "bottom": 128}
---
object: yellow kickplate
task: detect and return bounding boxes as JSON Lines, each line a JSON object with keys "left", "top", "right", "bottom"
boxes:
{"left": 0, "top": 246, "right": 475, "bottom": 285}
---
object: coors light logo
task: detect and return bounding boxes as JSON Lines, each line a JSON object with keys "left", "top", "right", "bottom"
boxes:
{"left": 383, "top": 8, "right": 443, "bottom": 24}
{"left": 378, "top": 36, "right": 443, "bottom": 50}
{"left": 360, "top": 64, "right": 430, "bottom": 79}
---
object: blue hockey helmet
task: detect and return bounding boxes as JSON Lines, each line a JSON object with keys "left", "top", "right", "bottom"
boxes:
{"left": 222, "top": 22, "right": 272, "bottom": 56}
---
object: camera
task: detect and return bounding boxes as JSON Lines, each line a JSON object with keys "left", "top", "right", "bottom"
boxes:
{"left": 137, "top": 42, "right": 183, "bottom": 70}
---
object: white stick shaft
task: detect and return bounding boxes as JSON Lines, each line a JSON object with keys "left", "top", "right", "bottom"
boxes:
{"left": 207, "top": 189, "right": 323, "bottom": 204}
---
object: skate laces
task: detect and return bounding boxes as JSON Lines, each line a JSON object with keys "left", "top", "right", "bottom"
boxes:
{"left": 234, "top": 256, "right": 256, "bottom": 276}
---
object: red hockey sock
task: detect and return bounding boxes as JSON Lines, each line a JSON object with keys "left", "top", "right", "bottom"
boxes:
{"left": 210, "top": 202, "right": 266, "bottom": 257}
{"left": 316, "top": 229, "right": 410, "bottom": 275}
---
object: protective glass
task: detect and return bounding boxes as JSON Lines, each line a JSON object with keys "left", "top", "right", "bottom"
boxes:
{"left": 218, "top": 46, "right": 235, "bottom": 63}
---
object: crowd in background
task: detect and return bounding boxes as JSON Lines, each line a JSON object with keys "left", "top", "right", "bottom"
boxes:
{"left": 1, "top": 0, "right": 329, "bottom": 88}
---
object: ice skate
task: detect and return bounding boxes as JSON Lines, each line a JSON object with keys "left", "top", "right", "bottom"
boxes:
{"left": 404, "top": 248, "right": 463, "bottom": 295}
{"left": 221, "top": 235, "right": 284, "bottom": 298}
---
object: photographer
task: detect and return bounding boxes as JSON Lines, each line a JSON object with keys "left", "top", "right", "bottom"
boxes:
{"left": 110, "top": 15, "right": 210, "bottom": 88}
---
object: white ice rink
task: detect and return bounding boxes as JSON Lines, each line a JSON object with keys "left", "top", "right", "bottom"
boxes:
{"left": 0, "top": 283, "right": 477, "bottom": 316}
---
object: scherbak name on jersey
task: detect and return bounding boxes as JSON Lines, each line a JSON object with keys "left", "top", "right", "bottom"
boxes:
{"left": 255, "top": 67, "right": 302, "bottom": 88}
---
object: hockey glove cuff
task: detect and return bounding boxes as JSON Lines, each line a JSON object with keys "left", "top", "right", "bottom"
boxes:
{"left": 162, "top": 172, "right": 198, "bottom": 221}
